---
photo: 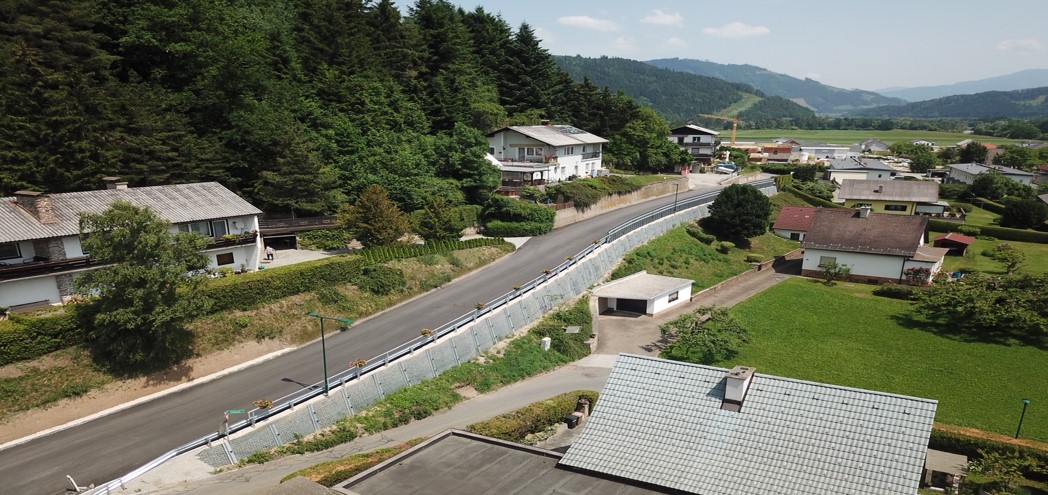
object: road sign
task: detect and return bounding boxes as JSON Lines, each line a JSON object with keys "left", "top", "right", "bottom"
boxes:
{"left": 226, "top": 409, "right": 245, "bottom": 414}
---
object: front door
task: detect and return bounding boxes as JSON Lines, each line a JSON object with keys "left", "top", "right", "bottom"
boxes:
{"left": 517, "top": 148, "right": 525, "bottom": 161}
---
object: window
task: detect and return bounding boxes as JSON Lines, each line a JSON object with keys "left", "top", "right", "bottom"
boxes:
{"left": 563, "top": 146, "right": 575, "bottom": 155}
{"left": 0, "top": 242, "right": 21, "bottom": 260}
{"left": 853, "top": 203, "right": 873, "bottom": 209}
{"left": 884, "top": 204, "right": 907, "bottom": 212}
{"left": 179, "top": 221, "right": 211, "bottom": 236}
{"left": 211, "top": 220, "right": 229, "bottom": 238}
{"left": 692, "top": 136, "right": 702, "bottom": 143}
{"left": 790, "top": 232, "right": 801, "bottom": 241}
{"left": 818, "top": 256, "right": 837, "bottom": 267}
{"left": 667, "top": 291, "right": 679, "bottom": 303}
{"left": 215, "top": 253, "right": 235, "bottom": 265}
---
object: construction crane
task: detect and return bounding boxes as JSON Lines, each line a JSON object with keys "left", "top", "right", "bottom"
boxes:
{"left": 697, "top": 114, "right": 740, "bottom": 146}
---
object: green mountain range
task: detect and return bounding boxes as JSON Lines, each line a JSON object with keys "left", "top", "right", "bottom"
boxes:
{"left": 854, "top": 86, "right": 1048, "bottom": 118}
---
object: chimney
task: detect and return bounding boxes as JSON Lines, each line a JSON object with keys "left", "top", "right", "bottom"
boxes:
{"left": 102, "top": 177, "right": 128, "bottom": 190}
{"left": 721, "top": 365, "right": 756, "bottom": 412}
{"left": 858, "top": 205, "right": 872, "bottom": 218}
{"left": 876, "top": 185, "right": 884, "bottom": 193}
{"left": 540, "top": 119, "right": 552, "bottom": 126}
{"left": 13, "top": 191, "right": 60, "bottom": 224}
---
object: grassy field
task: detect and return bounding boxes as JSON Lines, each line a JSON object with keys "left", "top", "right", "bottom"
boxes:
{"left": 931, "top": 231, "right": 1048, "bottom": 276}
{"left": 610, "top": 226, "right": 799, "bottom": 288}
{"left": 733, "top": 129, "right": 1020, "bottom": 146}
{"left": 726, "top": 278, "right": 1048, "bottom": 442}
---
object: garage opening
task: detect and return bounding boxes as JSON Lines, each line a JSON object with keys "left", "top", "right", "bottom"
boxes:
{"left": 616, "top": 298, "right": 647, "bottom": 314}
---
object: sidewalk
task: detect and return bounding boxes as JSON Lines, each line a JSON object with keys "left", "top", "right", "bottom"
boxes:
{"left": 124, "top": 260, "right": 796, "bottom": 495}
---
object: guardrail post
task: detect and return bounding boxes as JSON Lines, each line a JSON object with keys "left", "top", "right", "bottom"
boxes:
{"left": 372, "top": 373, "right": 385, "bottom": 399}
{"left": 426, "top": 349, "right": 438, "bottom": 378}
{"left": 450, "top": 336, "right": 460, "bottom": 364}
{"left": 308, "top": 404, "right": 320, "bottom": 432}
{"left": 222, "top": 441, "right": 237, "bottom": 466}
{"left": 399, "top": 361, "right": 411, "bottom": 385}
{"left": 269, "top": 424, "right": 282, "bottom": 446}
{"left": 342, "top": 386, "right": 354, "bottom": 414}
{"left": 486, "top": 319, "right": 497, "bottom": 343}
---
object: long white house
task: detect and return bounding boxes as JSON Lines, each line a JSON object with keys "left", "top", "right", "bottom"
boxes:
{"left": 0, "top": 179, "right": 262, "bottom": 309}
{"left": 485, "top": 124, "right": 608, "bottom": 191}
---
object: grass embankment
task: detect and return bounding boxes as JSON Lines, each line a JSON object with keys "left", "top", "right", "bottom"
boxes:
{"left": 609, "top": 226, "right": 799, "bottom": 289}
{"left": 239, "top": 297, "right": 593, "bottom": 468}
{"left": 931, "top": 232, "right": 1048, "bottom": 276}
{"left": 0, "top": 245, "right": 514, "bottom": 422}
{"left": 727, "top": 278, "right": 1048, "bottom": 442}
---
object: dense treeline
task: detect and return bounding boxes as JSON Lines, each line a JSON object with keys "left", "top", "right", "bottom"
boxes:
{"left": 857, "top": 86, "right": 1048, "bottom": 119}
{"left": 0, "top": 0, "right": 673, "bottom": 213}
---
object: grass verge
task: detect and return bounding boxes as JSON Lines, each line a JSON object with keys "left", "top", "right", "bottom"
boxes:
{"left": 280, "top": 439, "right": 424, "bottom": 486}
{"left": 932, "top": 232, "right": 1048, "bottom": 276}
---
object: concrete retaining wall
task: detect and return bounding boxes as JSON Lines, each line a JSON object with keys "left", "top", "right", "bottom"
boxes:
{"left": 554, "top": 177, "right": 690, "bottom": 228}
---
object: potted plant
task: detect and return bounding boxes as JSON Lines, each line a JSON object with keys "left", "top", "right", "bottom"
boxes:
{"left": 420, "top": 328, "right": 434, "bottom": 338}
{"left": 351, "top": 359, "right": 368, "bottom": 368}
{"left": 252, "top": 398, "right": 274, "bottom": 409}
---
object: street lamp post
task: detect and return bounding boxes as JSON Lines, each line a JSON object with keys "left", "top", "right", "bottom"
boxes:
{"left": 306, "top": 312, "right": 354, "bottom": 396}
{"left": 673, "top": 183, "right": 680, "bottom": 213}
{"left": 1015, "top": 398, "right": 1031, "bottom": 439}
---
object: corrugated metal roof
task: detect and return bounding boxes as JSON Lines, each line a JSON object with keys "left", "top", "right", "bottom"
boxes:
{"left": 947, "top": 162, "right": 1033, "bottom": 176}
{"left": 827, "top": 157, "right": 894, "bottom": 172}
{"left": 802, "top": 209, "right": 928, "bottom": 257}
{"left": 0, "top": 182, "right": 261, "bottom": 243}
{"left": 838, "top": 179, "right": 939, "bottom": 203}
{"left": 670, "top": 125, "right": 720, "bottom": 136}
{"left": 559, "top": 355, "right": 937, "bottom": 495}
{"left": 591, "top": 270, "right": 693, "bottom": 299}
{"left": 495, "top": 125, "right": 608, "bottom": 147}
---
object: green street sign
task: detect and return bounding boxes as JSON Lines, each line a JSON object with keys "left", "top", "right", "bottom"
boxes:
{"left": 226, "top": 409, "right": 246, "bottom": 414}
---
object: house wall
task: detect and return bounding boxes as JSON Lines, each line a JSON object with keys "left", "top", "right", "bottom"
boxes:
{"left": 902, "top": 259, "right": 943, "bottom": 284}
{"left": 842, "top": 199, "right": 915, "bottom": 215}
{"left": 773, "top": 229, "right": 805, "bottom": 241}
{"left": 487, "top": 130, "right": 603, "bottom": 182}
{"left": 801, "top": 147, "right": 851, "bottom": 160}
{"left": 948, "top": 168, "right": 978, "bottom": 185}
{"left": 828, "top": 171, "right": 868, "bottom": 183}
{"left": 801, "top": 248, "right": 907, "bottom": 283}
{"left": 651, "top": 284, "right": 692, "bottom": 315}
{"left": 0, "top": 276, "right": 61, "bottom": 307}
{"left": 62, "top": 236, "right": 86, "bottom": 258}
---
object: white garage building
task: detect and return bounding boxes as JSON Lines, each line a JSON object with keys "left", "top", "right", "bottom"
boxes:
{"left": 593, "top": 270, "right": 694, "bottom": 316}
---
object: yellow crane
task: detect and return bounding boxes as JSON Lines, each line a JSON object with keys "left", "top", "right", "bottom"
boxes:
{"left": 697, "top": 113, "right": 740, "bottom": 146}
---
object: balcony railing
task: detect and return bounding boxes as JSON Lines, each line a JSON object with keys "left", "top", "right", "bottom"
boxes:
{"left": 581, "top": 151, "right": 601, "bottom": 160}
{"left": 206, "top": 233, "right": 259, "bottom": 249}
{"left": 0, "top": 256, "right": 100, "bottom": 281}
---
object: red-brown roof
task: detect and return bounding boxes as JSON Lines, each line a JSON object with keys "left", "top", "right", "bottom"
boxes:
{"left": 772, "top": 206, "right": 818, "bottom": 232}
{"left": 933, "top": 232, "right": 976, "bottom": 245}
{"left": 802, "top": 209, "right": 928, "bottom": 257}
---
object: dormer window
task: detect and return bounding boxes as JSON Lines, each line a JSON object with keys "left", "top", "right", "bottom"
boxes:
{"left": 0, "top": 242, "right": 21, "bottom": 260}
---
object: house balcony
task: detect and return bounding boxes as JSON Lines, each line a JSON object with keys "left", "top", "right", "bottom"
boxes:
{"left": 205, "top": 232, "right": 259, "bottom": 249}
{"left": 581, "top": 151, "right": 601, "bottom": 160}
{"left": 0, "top": 256, "right": 101, "bottom": 282}
{"left": 499, "top": 156, "right": 558, "bottom": 167}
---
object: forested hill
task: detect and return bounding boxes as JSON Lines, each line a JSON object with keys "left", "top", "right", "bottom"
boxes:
{"left": 854, "top": 86, "right": 1048, "bottom": 119}
{"left": 554, "top": 55, "right": 815, "bottom": 126}
{"left": 646, "top": 58, "right": 906, "bottom": 115}
{"left": 0, "top": 0, "right": 686, "bottom": 214}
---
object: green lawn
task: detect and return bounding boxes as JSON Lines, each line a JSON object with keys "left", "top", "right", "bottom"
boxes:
{"left": 733, "top": 129, "right": 1021, "bottom": 146}
{"left": 727, "top": 278, "right": 1048, "bottom": 442}
{"left": 610, "top": 226, "right": 799, "bottom": 289}
{"left": 931, "top": 231, "right": 1048, "bottom": 275}
{"left": 957, "top": 203, "right": 1000, "bottom": 227}
{"left": 769, "top": 191, "right": 814, "bottom": 221}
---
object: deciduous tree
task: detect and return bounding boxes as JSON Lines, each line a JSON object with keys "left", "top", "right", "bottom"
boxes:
{"left": 913, "top": 273, "right": 1047, "bottom": 346}
{"left": 660, "top": 306, "right": 750, "bottom": 364}
{"left": 75, "top": 202, "right": 211, "bottom": 372}
{"left": 706, "top": 184, "right": 772, "bottom": 239}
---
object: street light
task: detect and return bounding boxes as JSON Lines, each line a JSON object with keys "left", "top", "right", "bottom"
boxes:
{"left": 1015, "top": 398, "right": 1031, "bottom": 439}
{"left": 305, "top": 312, "right": 354, "bottom": 396}
{"left": 673, "top": 183, "right": 680, "bottom": 213}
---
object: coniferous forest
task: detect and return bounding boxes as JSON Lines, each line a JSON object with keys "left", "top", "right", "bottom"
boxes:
{"left": 0, "top": 0, "right": 683, "bottom": 214}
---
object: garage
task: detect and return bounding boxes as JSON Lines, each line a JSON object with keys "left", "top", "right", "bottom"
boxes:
{"left": 592, "top": 270, "right": 694, "bottom": 317}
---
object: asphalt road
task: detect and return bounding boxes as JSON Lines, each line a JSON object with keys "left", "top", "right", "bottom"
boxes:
{"left": 1, "top": 185, "right": 725, "bottom": 495}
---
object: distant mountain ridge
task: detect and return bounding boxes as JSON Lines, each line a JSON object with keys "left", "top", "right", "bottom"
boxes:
{"left": 855, "top": 86, "right": 1048, "bottom": 118}
{"left": 645, "top": 58, "right": 905, "bottom": 115}
{"left": 877, "top": 69, "right": 1048, "bottom": 102}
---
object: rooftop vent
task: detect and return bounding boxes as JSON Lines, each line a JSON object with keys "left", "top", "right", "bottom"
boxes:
{"left": 102, "top": 177, "right": 128, "bottom": 190}
{"left": 721, "top": 365, "right": 756, "bottom": 412}
{"left": 858, "top": 205, "right": 872, "bottom": 218}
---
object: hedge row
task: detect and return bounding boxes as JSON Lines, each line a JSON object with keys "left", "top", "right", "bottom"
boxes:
{"left": 360, "top": 237, "right": 506, "bottom": 264}
{"left": 467, "top": 390, "right": 599, "bottom": 443}
{"left": 929, "top": 219, "right": 1048, "bottom": 244}
{"left": 201, "top": 255, "right": 369, "bottom": 313}
{"left": 785, "top": 186, "right": 842, "bottom": 209}
{"left": 0, "top": 312, "right": 82, "bottom": 366}
{"left": 929, "top": 428, "right": 1048, "bottom": 479}
{"left": 483, "top": 220, "right": 553, "bottom": 237}
{"left": 974, "top": 197, "right": 1007, "bottom": 215}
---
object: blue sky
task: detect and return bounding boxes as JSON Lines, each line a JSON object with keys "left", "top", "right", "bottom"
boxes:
{"left": 431, "top": 0, "right": 1048, "bottom": 91}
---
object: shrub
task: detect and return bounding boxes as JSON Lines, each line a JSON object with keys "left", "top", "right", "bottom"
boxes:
{"left": 234, "top": 316, "right": 251, "bottom": 329}
{"left": 201, "top": 255, "right": 368, "bottom": 313}
{"left": 314, "top": 287, "right": 349, "bottom": 306}
{"left": 872, "top": 284, "right": 919, "bottom": 300}
{"left": 482, "top": 195, "right": 555, "bottom": 224}
{"left": 955, "top": 225, "right": 982, "bottom": 236}
{"left": 786, "top": 185, "right": 842, "bottom": 209}
{"left": 0, "top": 312, "right": 83, "bottom": 365}
{"left": 454, "top": 205, "right": 482, "bottom": 228}
{"left": 483, "top": 220, "right": 553, "bottom": 237}
{"left": 952, "top": 202, "right": 975, "bottom": 212}
{"left": 744, "top": 255, "right": 763, "bottom": 263}
{"left": 352, "top": 266, "right": 406, "bottom": 295}
{"left": 928, "top": 429, "right": 1048, "bottom": 479}
{"left": 468, "top": 390, "right": 599, "bottom": 443}
{"left": 297, "top": 229, "right": 350, "bottom": 251}
{"left": 360, "top": 237, "right": 507, "bottom": 264}
{"left": 761, "top": 163, "right": 793, "bottom": 175}
{"left": 547, "top": 180, "right": 605, "bottom": 209}
{"left": 718, "top": 241, "right": 735, "bottom": 254}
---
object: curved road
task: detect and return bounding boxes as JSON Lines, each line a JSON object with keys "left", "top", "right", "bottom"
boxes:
{"left": 2, "top": 184, "right": 728, "bottom": 495}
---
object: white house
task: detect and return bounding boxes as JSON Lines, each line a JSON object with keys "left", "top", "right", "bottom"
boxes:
{"left": 946, "top": 162, "right": 1034, "bottom": 186}
{"left": 668, "top": 124, "right": 719, "bottom": 164}
{"left": 0, "top": 179, "right": 263, "bottom": 309}
{"left": 799, "top": 144, "right": 855, "bottom": 160}
{"left": 591, "top": 270, "right": 693, "bottom": 316}
{"left": 485, "top": 123, "right": 608, "bottom": 191}
{"left": 801, "top": 207, "right": 948, "bottom": 284}
{"left": 771, "top": 205, "right": 818, "bottom": 241}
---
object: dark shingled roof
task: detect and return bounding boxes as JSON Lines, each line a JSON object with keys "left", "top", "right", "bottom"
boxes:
{"left": 838, "top": 179, "right": 939, "bottom": 203}
{"left": 802, "top": 209, "right": 928, "bottom": 257}
{"left": 772, "top": 206, "right": 818, "bottom": 232}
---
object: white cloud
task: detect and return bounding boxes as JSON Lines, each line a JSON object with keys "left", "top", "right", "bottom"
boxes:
{"left": 557, "top": 15, "right": 618, "bottom": 32}
{"left": 641, "top": 9, "right": 683, "bottom": 27}
{"left": 613, "top": 36, "right": 635, "bottom": 51}
{"left": 996, "top": 38, "right": 1043, "bottom": 52}
{"left": 533, "top": 26, "right": 556, "bottom": 45}
{"left": 702, "top": 22, "right": 770, "bottom": 38}
{"left": 666, "top": 37, "right": 687, "bottom": 48}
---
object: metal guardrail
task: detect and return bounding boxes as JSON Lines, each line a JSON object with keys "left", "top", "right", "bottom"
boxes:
{"left": 84, "top": 178, "right": 774, "bottom": 494}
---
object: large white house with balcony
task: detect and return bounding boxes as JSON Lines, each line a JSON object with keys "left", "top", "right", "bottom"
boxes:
{"left": 0, "top": 179, "right": 263, "bottom": 310}
{"left": 485, "top": 124, "right": 608, "bottom": 192}
{"left": 668, "top": 124, "right": 719, "bottom": 164}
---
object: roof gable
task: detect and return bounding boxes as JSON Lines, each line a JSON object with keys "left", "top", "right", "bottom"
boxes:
{"left": 838, "top": 179, "right": 939, "bottom": 203}
{"left": 802, "top": 209, "right": 928, "bottom": 257}
{"left": 772, "top": 206, "right": 818, "bottom": 232}
{"left": 669, "top": 124, "right": 719, "bottom": 136}
{"left": 0, "top": 182, "right": 261, "bottom": 244}
{"left": 559, "top": 355, "right": 937, "bottom": 495}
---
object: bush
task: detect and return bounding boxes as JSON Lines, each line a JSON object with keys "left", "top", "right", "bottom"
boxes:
{"left": 718, "top": 241, "right": 735, "bottom": 254}
{"left": 547, "top": 180, "right": 605, "bottom": 208}
{"left": 482, "top": 195, "right": 555, "bottom": 224}
{"left": 929, "top": 219, "right": 1048, "bottom": 244}
{"left": 352, "top": 265, "right": 406, "bottom": 295}
{"left": 952, "top": 202, "right": 975, "bottom": 212}
{"left": 872, "top": 284, "right": 920, "bottom": 300}
{"left": 297, "top": 229, "right": 349, "bottom": 251}
{"left": 929, "top": 429, "right": 1048, "bottom": 480}
{"left": 360, "top": 237, "right": 507, "bottom": 264}
{"left": 956, "top": 225, "right": 982, "bottom": 236}
{"left": 314, "top": 287, "right": 349, "bottom": 306}
{"left": 0, "top": 312, "right": 82, "bottom": 365}
{"left": 761, "top": 163, "right": 793, "bottom": 175}
{"left": 201, "top": 255, "right": 368, "bottom": 313}
{"left": 483, "top": 220, "right": 552, "bottom": 237}
{"left": 744, "top": 255, "right": 763, "bottom": 263}
{"left": 685, "top": 224, "right": 717, "bottom": 245}
{"left": 454, "top": 205, "right": 482, "bottom": 228}
{"left": 468, "top": 390, "right": 599, "bottom": 443}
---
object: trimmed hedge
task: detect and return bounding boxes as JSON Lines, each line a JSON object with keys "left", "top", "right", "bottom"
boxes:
{"left": 296, "top": 229, "right": 349, "bottom": 251}
{"left": 929, "top": 219, "right": 1048, "bottom": 244}
{"left": 467, "top": 390, "right": 599, "bottom": 443}
{"left": 201, "top": 255, "right": 369, "bottom": 313}
{"left": 483, "top": 220, "right": 552, "bottom": 237}
{"left": 975, "top": 197, "right": 1007, "bottom": 215}
{"left": 872, "top": 284, "right": 920, "bottom": 300}
{"left": 360, "top": 237, "right": 506, "bottom": 263}
{"left": 0, "top": 312, "right": 82, "bottom": 365}
{"left": 786, "top": 185, "right": 842, "bottom": 209}
{"left": 929, "top": 428, "right": 1048, "bottom": 479}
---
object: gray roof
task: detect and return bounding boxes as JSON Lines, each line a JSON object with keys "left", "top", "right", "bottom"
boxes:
{"left": 340, "top": 430, "right": 669, "bottom": 494}
{"left": 490, "top": 125, "right": 608, "bottom": 147}
{"left": 592, "top": 270, "right": 693, "bottom": 300}
{"left": 559, "top": 355, "right": 937, "bottom": 495}
{"left": 0, "top": 182, "right": 261, "bottom": 243}
{"left": 1039, "top": 193, "right": 1048, "bottom": 205}
{"left": 838, "top": 179, "right": 939, "bottom": 203}
{"left": 670, "top": 124, "right": 720, "bottom": 136}
{"left": 912, "top": 246, "right": 950, "bottom": 263}
{"left": 827, "top": 157, "right": 894, "bottom": 172}
{"left": 946, "top": 162, "right": 1034, "bottom": 177}
{"left": 802, "top": 209, "right": 929, "bottom": 257}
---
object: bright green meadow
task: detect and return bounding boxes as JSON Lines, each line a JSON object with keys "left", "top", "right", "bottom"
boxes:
{"left": 726, "top": 278, "right": 1048, "bottom": 442}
